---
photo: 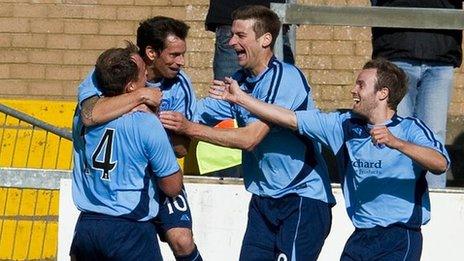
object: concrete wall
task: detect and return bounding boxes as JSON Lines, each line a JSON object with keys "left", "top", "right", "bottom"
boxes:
{"left": 1, "top": 169, "right": 463, "bottom": 260}
{"left": 57, "top": 178, "right": 464, "bottom": 261}
{"left": 0, "top": 168, "right": 70, "bottom": 260}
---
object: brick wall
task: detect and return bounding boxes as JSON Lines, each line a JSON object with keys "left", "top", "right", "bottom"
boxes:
{"left": 0, "top": 0, "right": 462, "bottom": 115}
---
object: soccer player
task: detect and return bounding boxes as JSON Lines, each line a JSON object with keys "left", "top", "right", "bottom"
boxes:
{"left": 209, "top": 58, "right": 450, "bottom": 260}
{"left": 71, "top": 43, "right": 183, "bottom": 260}
{"left": 160, "top": 5, "right": 334, "bottom": 260}
{"left": 77, "top": 17, "right": 201, "bottom": 261}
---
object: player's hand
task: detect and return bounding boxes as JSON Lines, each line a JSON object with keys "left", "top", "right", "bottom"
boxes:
{"left": 139, "top": 87, "right": 162, "bottom": 108}
{"left": 159, "top": 111, "right": 191, "bottom": 135}
{"left": 209, "top": 77, "right": 243, "bottom": 104}
{"left": 369, "top": 125, "right": 402, "bottom": 149}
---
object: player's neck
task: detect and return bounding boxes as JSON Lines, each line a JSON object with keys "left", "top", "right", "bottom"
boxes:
{"left": 250, "top": 51, "right": 273, "bottom": 76}
{"left": 148, "top": 70, "right": 163, "bottom": 83}
{"left": 147, "top": 68, "right": 157, "bottom": 82}
{"left": 368, "top": 108, "right": 395, "bottom": 125}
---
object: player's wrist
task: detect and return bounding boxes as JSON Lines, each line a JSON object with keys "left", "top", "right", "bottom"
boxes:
{"left": 391, "top": 138, "right": 405, "bottom": 151}
{"left": 183, "top": 121, "right": 196, "bottom": 136}
{"left": 235, "top": 91, "right": 247, "bottom": 106}
{"left": 138, "top": 88, "right": 151, "bottom": 104}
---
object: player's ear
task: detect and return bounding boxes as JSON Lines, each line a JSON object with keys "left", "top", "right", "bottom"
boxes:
{"left": 378, "top": 86, "right": 389, "bottom": 101}
{"left": 145, "top": 46, "right": 157, "bottom": 60}
{"left": 260, "top": 32, "right": 272, "bottom": 49}
{"left": 126, "top": 81, "right": 136, "bottom": 93}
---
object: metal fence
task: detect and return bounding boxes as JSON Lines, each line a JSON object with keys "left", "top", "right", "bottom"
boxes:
{"left": 271, "top": 3, "right": 464, "bottom": 61}
{"left": 0, "top": 104, "right": 73, "bottom": 170}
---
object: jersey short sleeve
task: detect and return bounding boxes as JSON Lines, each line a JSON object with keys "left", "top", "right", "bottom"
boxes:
{"left": 194, "top": 97, "right": 234, "bottom": 126}
{"left": 245, "top": 62, "right": 314, "bottom": 125}
{"left": 296, "top": 110, "right": 346, "bottom": 152}
{"left": 78, "top": 68, "right": 101, "bottom": 108}
{"left": 406, "top": 117, "right": 451, "bottom": 168}
{"left": 138, "top": 113, "right": 180, "bottom": 178}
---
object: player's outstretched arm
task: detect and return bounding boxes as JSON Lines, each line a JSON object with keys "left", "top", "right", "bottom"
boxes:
{"left": 370, "top": 126, "right": 448, "bottom": 174}
{"left": 158, "top": 170, "right": 183, "bottom": 197}
{"left": 80, "top": 88, "right": 162, "bottom": 126}
{"left": 160, "top": 111, "right": 270, "bottom": 151}
{"left": 209, "top": 77, "right": 298, "bottom": 131}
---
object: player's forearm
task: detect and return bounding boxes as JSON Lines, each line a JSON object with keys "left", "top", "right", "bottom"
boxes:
{"left": 235, "top": 92, "right": 298, "bottom": 131}
{"left": 184, "top": 122, "right": 258, "bottom": 151}
{"left": 81, "top": 92, "right": 145, "bottom": 126}
{"left": 394, "top": 140, "right": 448, "bottom": 174}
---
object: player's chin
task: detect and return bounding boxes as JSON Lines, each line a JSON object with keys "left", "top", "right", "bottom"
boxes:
{"left": 164, "top": 69, "right": 179, "bottom": 79}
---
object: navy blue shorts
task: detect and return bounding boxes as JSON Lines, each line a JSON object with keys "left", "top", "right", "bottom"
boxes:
{"left": 239, "top": 194, "right": 332, "bottom": 261}
{"left": 70, "top": 212, "right": 162, "bottom": 261}
{"left": 341, "top": 225, "right": 422, "bottom": 261}
{"left": 153, "top": 187, "right": 193, "bottom": 240}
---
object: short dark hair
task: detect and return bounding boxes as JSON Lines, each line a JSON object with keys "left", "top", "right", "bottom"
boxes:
{"left": 232, "top": 5, "right": 281, "bottom": 49}
{"left": 363, "top": 58, "right": 408, "bottom": 110}
{"left": 137, "top": 16, "right": 190, "bottom": 56}
{"left": 95, "top": 42, "right": 139, "bottom": 97}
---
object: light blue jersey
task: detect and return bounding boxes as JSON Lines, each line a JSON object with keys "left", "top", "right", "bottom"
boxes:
{"left": 72, "top": 110, "right": 180, "bottom": 221}
{"left": 77, "top": 68, "right": 99, "bottom": 108}
{"left": 145, "top": 70, "right": 196, "bottom": 120}
{"left": 78, "top": 69, "right": 197, "bottom": 119}
{"left": 295, "top": 110, "right": 450, "bottom": 228}
{"left": 196, "top": 57, "right": 335, "bottom": 203}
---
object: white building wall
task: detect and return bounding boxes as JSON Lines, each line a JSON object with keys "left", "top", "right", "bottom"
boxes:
{"left": 58, "top": 179, "right": 464, "bottom": 261}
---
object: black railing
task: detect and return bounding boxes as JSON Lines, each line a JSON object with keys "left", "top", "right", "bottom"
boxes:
{"left": 0, "top": 103, "right": 73, "bottom": 170}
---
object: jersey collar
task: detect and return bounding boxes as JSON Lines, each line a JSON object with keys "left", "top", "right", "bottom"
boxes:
{"left": 366, "top": 113, "right": 402, "bottom": 129}
{"left": 242, "top": 56, "right": 279, "bottom": 91}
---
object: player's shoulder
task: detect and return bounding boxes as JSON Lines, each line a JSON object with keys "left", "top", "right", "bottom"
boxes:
{"left": 394, "top": 115, "right": 431, "bottom": 134}
{"left": 178, "top": 69, "right": 191, "bottom": 80}
{"left": 339, "top": 110, "right": 366, "bottom": 127}
{"left": 317, "top": 109, "right": 353, "bottom": 126}
{"left": 339, "top": 110, "right": 355, "bottom": 120}
{"left": 165, "top": 70, "right": 194, "bottom": 92}
{"left": 176, "top": 70, "right": 193, "bottom": 87}
{"left": 121, "top": 111, "right": 162, "bottom": 128}
{"left": 267, "top": 59, "right": 308, "bottom": 90}
{"left": 269, "top": 58, "right": 300, "bottom": 75}
{"left": 396, "top": 115, "right": 416, "bottom": 125}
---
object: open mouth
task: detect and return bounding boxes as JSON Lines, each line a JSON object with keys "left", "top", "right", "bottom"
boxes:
{"left": 235, "top": 49, "right": 246, "bottom": 59}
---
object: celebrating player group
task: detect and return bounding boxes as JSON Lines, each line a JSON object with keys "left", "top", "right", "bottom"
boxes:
{"left": 70, "top": 5, "right": 449, "bottom": 261}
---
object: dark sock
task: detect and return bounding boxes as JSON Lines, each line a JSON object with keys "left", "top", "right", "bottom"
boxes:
{"left": 175, "top": 245, "right": 202, "bottom": 261}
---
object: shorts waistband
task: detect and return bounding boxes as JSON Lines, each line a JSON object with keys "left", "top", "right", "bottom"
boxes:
{"left": 79, "top": 211, "right": 147, "bottom": 222}
{"left": 356, "top": 223, "right": 421, "bottom": 232}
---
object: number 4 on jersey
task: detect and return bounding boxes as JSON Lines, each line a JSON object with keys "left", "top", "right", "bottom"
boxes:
{"left": 92, "top": 128, "right": 117, "bottom": 181}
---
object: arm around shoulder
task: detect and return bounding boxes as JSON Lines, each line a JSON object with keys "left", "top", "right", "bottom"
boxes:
{"left": 80, "top": 88, "right": 162, "bottom": 127}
